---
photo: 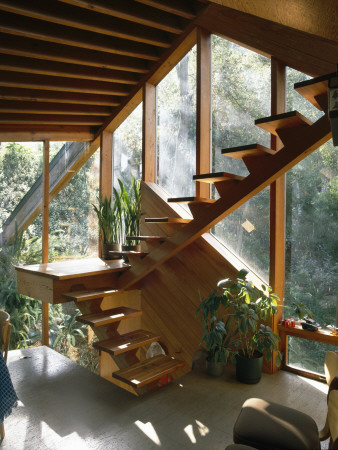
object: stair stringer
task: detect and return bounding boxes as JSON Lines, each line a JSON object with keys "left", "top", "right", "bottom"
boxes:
{"left": 118, "top": 114, "right": 331, "bottom": 291}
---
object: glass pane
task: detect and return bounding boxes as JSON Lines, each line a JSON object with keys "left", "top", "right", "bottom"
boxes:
{"left": 0, "top": 141, "right": 43, "bottom": 350}
{"left": 287, "top": 336, "right": 338, "bottom": 376}
{"left": 211, "top": 36, "right": 271, "bottom": 281}
{"left": 157, "top": 46, "right": 196, "bottom": 197}
{"left": 285, "top": 68, "right": 338, "bottom": 373}
{"left": 114, "top": 103, "right": 143, "bottom": 192}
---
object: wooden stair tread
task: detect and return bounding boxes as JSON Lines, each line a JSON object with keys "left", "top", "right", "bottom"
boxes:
{"left": 145, "top": 217, "right": 191, "bottom": 223}
{"left": 126, "top": 236, "right": 166, "bottom": 243}
{"left": 255, "top": 111, "right": 313, "bottom": 135}
{"left": 294, "top": 72, "right": 333, "bottom": 111}
{"left": 167, "top": 196, "right": 216, "bottom": 204}
{"left": 93, "top": 329, "right": 161, "bottom": 355}
{"left": 62, "top": 288, "right": 124, "bottom": 302}
{"left": 113, "top": 354, "right": 185, "bottom": 388}
{"left": 221, "top": 143, "right": 275, "bottom": 159}
{"left": 77, "top": 306, "right": 142, "bottom": 327}
{"left": 193, "top": 172, "right": 244, "bottom": 183}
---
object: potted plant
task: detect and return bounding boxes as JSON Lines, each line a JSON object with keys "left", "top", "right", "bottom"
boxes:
{"left": 196, "top": 269, "right": 282, "bottom": 383}
{"left": 195, "top": 292, "right": 229, "bottom": 376}
{"left": 92, "top": 195, "right": 123, "bottom": 259}
{"left": 119, "top": 177, "right": 142, "bottom": 251}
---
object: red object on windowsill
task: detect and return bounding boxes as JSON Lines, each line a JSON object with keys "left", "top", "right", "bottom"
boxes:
{"left": 281, "top": 318, "right": 296, "bottom": 328}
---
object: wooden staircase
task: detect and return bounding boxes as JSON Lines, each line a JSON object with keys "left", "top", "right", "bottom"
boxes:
{"left": 63, "top": 73, "right": 332, "bottom": 396}
{"left": 62, "top": 286, "right": 185, "bottom": 396}
{"left": 115, "top": 73, "right": 332, "bottom": 293}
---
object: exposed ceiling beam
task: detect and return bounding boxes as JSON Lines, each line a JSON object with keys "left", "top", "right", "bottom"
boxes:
{"left": 57, "top": 0, "right": 185, "bottom": 34}
{"left": 0, "top": 125, "right": 94, "bottom": 141}
{"left": 0, "top": 55, "right": 140, "bottom": 84}
{"left": 0, "top": 72, "right": 131, "bottom": 95}
{"left": 0, "top": 114, "right": 104, "bottom": 125}
{"left": 135, "top": 0, "right": 196, "bottom": 19}
{"left": 0, "top": 12, "right": 160, "bottom": 61}
{"left": 0, "top": 0, "right": 172, "bottom": 47}
{"left": 0, "top": 87, "right": 121, "bottom": 106}
{"left": 0, "top": 35, "right": 150, "bottom": 73}
{"left": 0, "top": 101, "right": 112, "bottom": 116}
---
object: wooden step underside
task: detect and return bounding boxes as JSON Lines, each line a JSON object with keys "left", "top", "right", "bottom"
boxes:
{"left": 113, "top": 355, "right": 185, "bottom": 388}
{"left": 167, "top": 196, "right": 216, "bottom": 204}
{"left": 145, "top": 217, "right": 191, "bottom": 223}
{"left": 294, "top": 72, "right": 332, "bottom": 111}
{"left": 93, "top": 329, "right": 161, "bottom": 356}
{"left": 193, "top": 172, "right": 244, "bottom": 183}
{"left": 126, "top": 236, "right": 166, "bottom": 243}
{"left": 221, "top": 143, "right": 275, "bottom": 159}
{"left": 255, "top": 111, "right": 313, "bottom": 135}
{"left": 62, "top": 288, "right": 125, "bottom": 302}
{"left": 77, "top": 306, "right": 142, "bottom": 327}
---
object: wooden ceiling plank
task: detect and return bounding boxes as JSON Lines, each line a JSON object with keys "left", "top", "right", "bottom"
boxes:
{"left": 0, "top": 101, "right": 112, "bottom": 116}
{"left": 58, "top": 0, "right": 184, "bottom": 34}
{"left": 135, "top": 0, "right": 196, "bottom": 20}
{"left": 0, "top": 35, "right": 150, "bottom": 73}
{"left": 0, "top": 87, "right": 121, "bottom": 106}
{"left": 0, "top": 71, "right": 132, "bottom": 96}
{"left": 0, "top": 12, "right": 160, "bottom": 61}
{"left": 195, "top": 4, "right": 338, "bottom": 77}
{"left": 0, "top": 125, "right": 94, "bottom": 141}
{"left": 0, "top": 55, "right": 140, "bottom": 85}
{"left": 0, "top": 114, "right": 104, "bottom": 125}
{"left": 0, "top": 0, "right": 172, "bottom": 47}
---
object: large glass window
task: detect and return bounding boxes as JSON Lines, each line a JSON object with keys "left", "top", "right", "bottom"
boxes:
{"left": 113, "top": 103, "right": 143, "bottom": 192}
{"left": 211, "top": 36, "right": 271, "bottom": 281}
{"left": 285, "top": 67, "right": 337, "bottom": 374}
{"left": 157, "top": 46, "right": 196, "bottom": 197}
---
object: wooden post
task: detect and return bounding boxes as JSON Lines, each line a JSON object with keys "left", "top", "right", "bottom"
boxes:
{"left": 269, "top": 58, "right": 286, "bottom": 372}
{"left": 142, "top": 82, "right": 156, "bottom": 183}
{"left": 42, "top": 140, "right": 49, "bottom": 346}
{"left": 196, "top": 28, "right": 211, "bottom": 198}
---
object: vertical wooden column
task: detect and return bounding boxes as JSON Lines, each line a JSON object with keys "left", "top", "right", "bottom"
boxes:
{"left": 142, "top": 82, "right": 156, "bottom": 182}
{"left": 99, "top": 130, "right": 113, "bottom": 199}
{"left": 269, "top": 58, "right": 286, "bottom": 372}
{"left": 42, "top": 140, "right": 49, "bottom": 346}
{"left": 196, "top": 28, "right": 211, "bottom": 198}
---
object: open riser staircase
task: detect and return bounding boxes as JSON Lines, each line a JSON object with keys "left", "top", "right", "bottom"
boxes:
{"left": 60, "top": 74, "right": 332, "bottom": 395}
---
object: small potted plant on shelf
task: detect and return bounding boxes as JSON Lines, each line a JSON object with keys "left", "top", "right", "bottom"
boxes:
{"left": 196, "top": 269, "right": 282, "bottom": 383}
{"left": 92, "top": 194, "right": 123, "bottom": 259}
{"left": 119, "top": 177, "right": 142, "bottom": 252}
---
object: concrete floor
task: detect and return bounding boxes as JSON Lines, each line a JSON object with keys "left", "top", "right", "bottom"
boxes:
{"left": 2, "top": 346, "right": 330, "bottom": 450}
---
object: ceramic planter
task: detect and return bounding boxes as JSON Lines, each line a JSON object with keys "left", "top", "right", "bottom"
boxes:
{"left": 102, "top": 243, "right": 122, "bottom": 260}
{"left": 206, "top": 360, "right": 224, "bottom": 377}
{"left": 236, "top": 351, "right": 263, "bottom": 384}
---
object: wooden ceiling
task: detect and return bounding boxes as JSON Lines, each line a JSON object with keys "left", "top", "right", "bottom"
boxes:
{"left": 0, "top": 0, "right": 337, "bottom": 142}
{"left": 0, "top": 0, "right": 206, "bottom": 140}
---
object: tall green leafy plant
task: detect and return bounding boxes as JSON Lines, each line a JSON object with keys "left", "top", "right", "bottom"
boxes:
{"left": 118, "top": 177, "right": 141, "bottom": 245}
{"left": 92, "top": 195, "right": 122, "bottom": 244}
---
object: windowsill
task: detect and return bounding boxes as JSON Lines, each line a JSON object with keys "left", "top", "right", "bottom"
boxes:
{"left": 278, "top": 324, "right": 338, "bottom": 345}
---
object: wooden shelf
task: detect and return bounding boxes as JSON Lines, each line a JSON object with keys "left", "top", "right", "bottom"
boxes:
{"left": 221, "top": 143, "right": 275, "bottom": 159}
{"left": 113, "top": 354, "right": 185, "bottom": 388}
{"left": 294, "top": 72, "right": 333, "bottom": 111}
{"left": 77, "top": 306, "right": 142, "bottom": 327}
{"left": 126, "top": 236, "right": 166, "bottom": 243}
{"left": 93, "top": 329, "right": 161, "bottom": 356}
{"left": 167, "top": 196, "right": 216, "bottom": 204}
{"left": 255, "top": 111, "right": 313, "bottom": 136}
{"left": 62, "top": 287, "right": 124, "bottom": 302}
{"left": 144, "top": 217, "right": 191, "bottom": 223}
{"left": 278, "top": 324, "right": 338, "bottom": 346}
{"left": 192, "top": 172, "right": 244, "bottom": 183}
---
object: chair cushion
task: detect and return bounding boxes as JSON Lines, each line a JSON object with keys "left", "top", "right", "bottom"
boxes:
{"left": 233, "top": 398, "right": 320, "bottom": 450}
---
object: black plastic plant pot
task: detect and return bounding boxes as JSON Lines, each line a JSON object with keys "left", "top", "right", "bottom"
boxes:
{"left": 206, "top": 360, "right": 224, "bottom": 377}
{"left": 236, "top": 352, "right": 263, "bottom": 384}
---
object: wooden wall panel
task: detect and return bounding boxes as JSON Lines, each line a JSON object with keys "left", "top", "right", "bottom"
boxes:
{"left": 139, "top": 182, "right": 240, "bottom": 373}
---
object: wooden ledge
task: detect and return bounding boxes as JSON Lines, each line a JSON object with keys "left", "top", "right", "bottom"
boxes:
{"left": 278, "top": 324, "right": 338, "bottom": 346}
